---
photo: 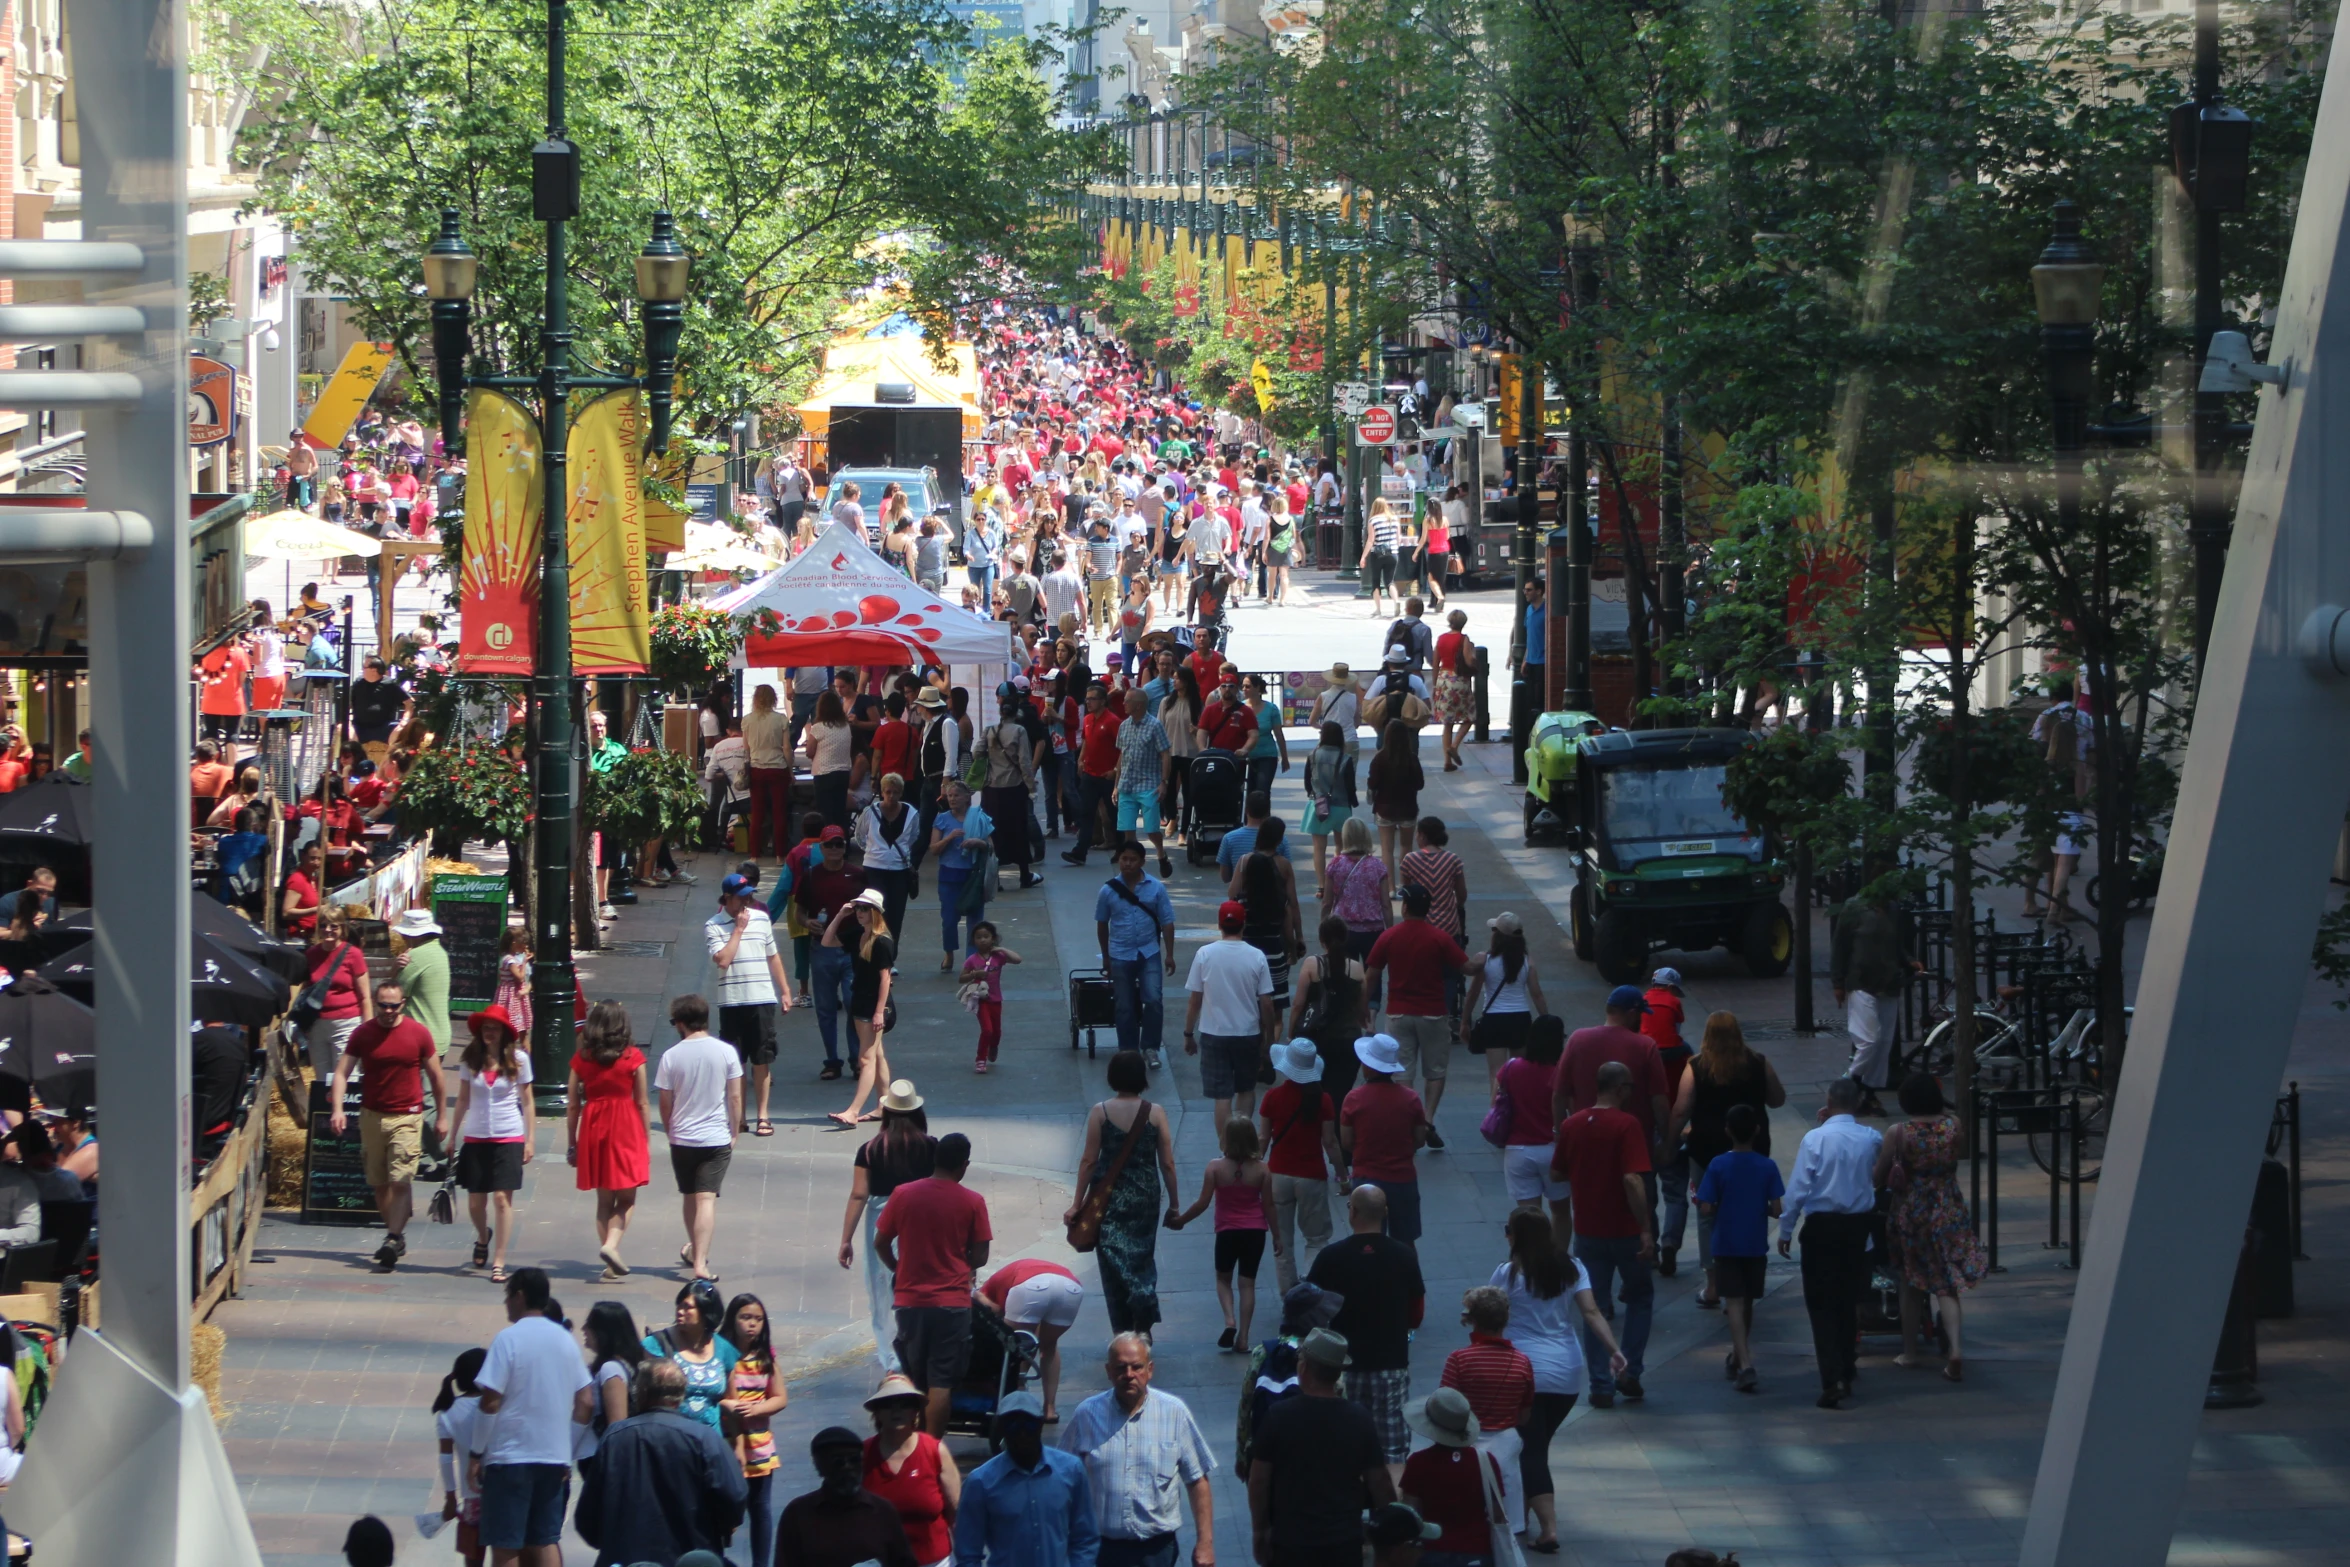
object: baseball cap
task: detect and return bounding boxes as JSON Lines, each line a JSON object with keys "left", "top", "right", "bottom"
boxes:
{"left": 720, "top": 873, "right": 755, "bottom": 898}
{"left": 997, "top": 1390, "right": 1046, "bottom": 1422}
{"left": 819, "top": 825, "right": 848, "bottom": 843}
{"left": 1489, "top": 910, "right": 1522, "bottom": 935}
{"left": 1366, "top": 1504, "right": 1444, "bottom": 1549}
{"left": 1217, "top": 899, "right": 1248, "bottom": 930}
{"left": 1607, "top": 983, "right": 1650, "bottom": 1014}
{"left": 1649, "top": 966, "right": 1683, "bottom": 991}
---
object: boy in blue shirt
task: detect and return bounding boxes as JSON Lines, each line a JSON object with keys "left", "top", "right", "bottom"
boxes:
{"left": 1696, "top": 1102, "right": 1785, "bottom": 1393}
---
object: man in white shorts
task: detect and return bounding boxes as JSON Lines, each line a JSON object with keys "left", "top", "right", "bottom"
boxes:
{"left": 981, "top": 1258, "right": 1086, "bottom": 1421}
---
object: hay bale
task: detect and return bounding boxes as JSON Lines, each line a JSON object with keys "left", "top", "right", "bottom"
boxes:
{"left": 190, "top": 1322, "right": 227, "bottom": 1425}
{"left": 264, "top": 1078, "right": 312, "bottom": 1210}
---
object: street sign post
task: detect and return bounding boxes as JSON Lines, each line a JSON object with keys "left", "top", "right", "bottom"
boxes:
{"left": 1356, "top": 404, "right": 1397, "bottom": 445}
{"left": 1333, "top": 380, "right": 1371, "bottom": 417}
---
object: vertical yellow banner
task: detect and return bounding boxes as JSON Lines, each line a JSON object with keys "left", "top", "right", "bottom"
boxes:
{"left": 643, "top": 444, "right": 690, "bottom": 556}
{"left": 455, "top": 390, "right": 544, "bottom": 675}
{"left": 567, "top": 391, "right": 650, "bottom": 675}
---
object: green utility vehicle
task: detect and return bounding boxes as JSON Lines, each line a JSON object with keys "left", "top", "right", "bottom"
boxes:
{"left": 1564, "top": 728, "right": 1794, "bottom": 985}
{"left": 1524, "top": 709, "right": 1604, "bottom": 844}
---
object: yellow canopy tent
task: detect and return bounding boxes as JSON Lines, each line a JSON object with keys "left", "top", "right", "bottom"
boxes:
{"left": 793, "top": 331, "right": 984, "bottom": 438}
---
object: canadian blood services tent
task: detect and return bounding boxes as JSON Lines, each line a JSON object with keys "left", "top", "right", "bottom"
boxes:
{"left": 717, "top": 522, "right": 1015, "bottom": 667}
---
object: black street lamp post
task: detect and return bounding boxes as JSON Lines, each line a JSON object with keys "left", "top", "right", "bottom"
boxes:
{"left": 419, "top": 0, "right": 688, "bottom": 1093}
{"left": 2170, "top": 0, "right": 2255, "bottom": 674}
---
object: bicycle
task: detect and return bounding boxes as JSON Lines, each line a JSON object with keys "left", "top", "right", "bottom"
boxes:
{"left": 1912, "top": 996, "right": 2113, "bottom": 1180}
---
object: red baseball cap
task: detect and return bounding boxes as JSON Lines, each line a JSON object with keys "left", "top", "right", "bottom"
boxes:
{"left": 820, "top": 825, "right": 847, "bottom": 843}
{"left": 1217, "top": 899, "right": 1247, "bottom": 929}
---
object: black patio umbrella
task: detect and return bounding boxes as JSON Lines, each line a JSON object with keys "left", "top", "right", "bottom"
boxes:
{"left": 38, "top": 931, "right": 289, "bottom": 1029}
{"left": 0, "top": 979, "right": 97, "bottom": 1110}
{"left": 0, "top": 776, "right": 92, "bottom": 850}
{"left": 39, "top": 899, "right": 310, "bottom": 984}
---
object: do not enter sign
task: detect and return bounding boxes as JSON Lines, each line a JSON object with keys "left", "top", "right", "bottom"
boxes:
{"left": 1356, "top": 405, "right": 1397, "bottom": 445}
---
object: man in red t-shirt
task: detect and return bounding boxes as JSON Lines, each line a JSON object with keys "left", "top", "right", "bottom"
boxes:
{"left": 1365, "top": 884, "right": 1474, "bottom": 1133}
{"left": 1059, "top": 682, "right": 1124, "bottom": 867}
{"left": 1185, "top": 632, "right": 1228, "bottom": 694}
{"left": 326, "top": 978, "right": 447, "bottom": 1271}
{"left": 1260, "top": 1040, "right": 1344, "bottom": 1292}
{"left": 870, "top": 692, "right": 916, "bottom": 783}
{"left": 1550, "top": 1060, "right": 1655, "bottom": 1405}
{"left": 1195, "top": 675, "right": 1257, "bottom": 753}
{"left": 1553, "top": 986, "right": 1671, "bottom": 1149}
{"left": 875, "top": 1132, "right": 993, "bottom": 1435}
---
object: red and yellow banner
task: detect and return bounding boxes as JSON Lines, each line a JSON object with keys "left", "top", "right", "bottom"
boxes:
{"left": 456, "top": 390, "right": 544, "bottom": 675}
{"left": 567, "top": 391, "right": 650, "bottom": 674}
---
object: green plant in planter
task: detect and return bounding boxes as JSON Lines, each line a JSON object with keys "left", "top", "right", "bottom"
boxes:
{"left": 396, "top": 744, "right": 532, "bottom": 859}
{"left": 650, "top": 602, "right": 745, "bottom": 697}
{"left": 583, "top": 748, "right": 705, "bottom": 849}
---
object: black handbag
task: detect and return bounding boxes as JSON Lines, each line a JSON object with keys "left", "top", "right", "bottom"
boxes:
{"left": 287, "top": 942, "right": 353, "bottom": 1034}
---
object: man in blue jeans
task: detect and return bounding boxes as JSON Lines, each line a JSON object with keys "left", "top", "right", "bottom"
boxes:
{"left": 793, "top": 826, "right": 865, "bottom": 1081}
{"left": 474, "top": 1266, "right": 593, "bottom": 1567}
{"left": 1095, "top": 840, "right": 1176, "bottom": 1070}
{"left": 1550, "top": 1059, "right": 1655, "bottom": 1409}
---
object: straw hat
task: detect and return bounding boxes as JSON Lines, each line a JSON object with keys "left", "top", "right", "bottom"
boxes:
{"left": 1324, "top": 661, "right": 1356, "bottom": 688}
{"left": 881, "top": 1079, "right": 924, "bottom": 1113}
{"left": 863, "top": 1373, "right": 925, "bottom": 1410}
{"left": 1404, "top": 1387, "right": 1481, "bottom": 1448}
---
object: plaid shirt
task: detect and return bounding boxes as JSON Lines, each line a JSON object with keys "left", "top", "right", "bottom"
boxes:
{"left": 1440, "top": 1334, "right": 1534, "bottom": 1433}
{"left": 1117, "top": 713, "right": 1170, "bottom": 795}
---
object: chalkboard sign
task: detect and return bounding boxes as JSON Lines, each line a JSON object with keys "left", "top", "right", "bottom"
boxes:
{"left": 433, "top": 873, "right": 509, "bottom": 1018}
{"left": 301, "top": 1110, "right": 380, "bottom": 1226}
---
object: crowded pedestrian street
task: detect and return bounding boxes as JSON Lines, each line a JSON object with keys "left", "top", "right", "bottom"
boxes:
{"left": 197, "top": 558, "right": 2350, "bottom": 1567}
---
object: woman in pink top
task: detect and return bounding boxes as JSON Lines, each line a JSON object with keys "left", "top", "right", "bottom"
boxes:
{"left": 1494, "top": 1016, "right": 1571, "bottom": 1245}
{"left": 1320, "top": 816, "right": 1391, "bottom": 1003}
{"left": 1169, "top": 1119, "right": 1274, "bottom": 1350}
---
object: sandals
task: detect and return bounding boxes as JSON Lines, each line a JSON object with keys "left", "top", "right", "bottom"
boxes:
{"left": 753, "top": 1120, "right": 774, "bottom": 1137}
{"left": 488, "top": 1264, "right": 507, "bottom": 1284}
{"left": 1943, "top": 1359, "right": 1964, "bottom": 1383}
{"left": 470, "top": 1240, "right": 489, "bottom": 1270}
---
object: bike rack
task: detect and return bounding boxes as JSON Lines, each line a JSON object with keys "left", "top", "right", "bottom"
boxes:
{"left": 1970, "top": 1084, "right": 2088, "bottom": 1272}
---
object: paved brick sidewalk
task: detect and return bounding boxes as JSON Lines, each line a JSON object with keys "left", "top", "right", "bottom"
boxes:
{"left": 215, "top": 688, "right": 2350, "bottom": 1565}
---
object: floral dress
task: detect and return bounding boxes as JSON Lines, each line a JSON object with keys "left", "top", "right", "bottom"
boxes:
{"left": 494, "top": 952, "right": 532, "bottom": 1041}
{"left": 1887, "top": 1114, "right": 1988, "bottom": 1296}
{"left": 1094, "top": 1106, "right": 1164, "bottom": 1337}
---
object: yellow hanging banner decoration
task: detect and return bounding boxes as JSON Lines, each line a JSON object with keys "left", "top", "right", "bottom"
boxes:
{"left": 299, "top": 340, "right": 396, "bottom": 451}
{"left": 567, "top": 391, "right": 650, "bottom": 675}
{"left": 1251, "top": 358, "right": 1275, "bottom": 412}
{"left": 455, "top": 390, "right": 544, "bottom": 675}
{"left": 644, "top": 444, "right": 690, "bottom": 556}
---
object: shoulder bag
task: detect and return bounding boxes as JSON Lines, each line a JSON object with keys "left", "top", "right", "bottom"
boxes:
{"left": 1479, "top": 1063, "right": 1515, "bottom": 1148}
{"left": 1066, "top": 1099, "right": 1151, "bottom": 1253}
{"left": 288, "top": 942, "right": 355, "bottom": 1035}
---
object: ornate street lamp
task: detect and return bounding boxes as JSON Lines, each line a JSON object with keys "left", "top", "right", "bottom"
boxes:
{"left": 2032, "top": 199, "right": 2105, "bottom": 492}
{"left": 419, "top": 0, "right": 690, "bottom": 1095}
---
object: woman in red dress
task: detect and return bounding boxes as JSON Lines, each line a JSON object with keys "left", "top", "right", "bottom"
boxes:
{"left": 862, "top": 1374, "right": 960, "bottom": 1567}
{"left": 565, "top": 999, "right": 650, "bottom": 1282}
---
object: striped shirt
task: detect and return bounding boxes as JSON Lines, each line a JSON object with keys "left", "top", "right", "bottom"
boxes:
{"left": 1399, "top": 847, "right": 1465, "bottom": 940}
{"left": 1369, "top": 510, "right": 1402, "bottom": 551}
{"left": 1439, "top": 1334, "right": 1534, "bottom": 1434}
{"left": 1117, "top": 713, "right": 1170, "bottom": 796}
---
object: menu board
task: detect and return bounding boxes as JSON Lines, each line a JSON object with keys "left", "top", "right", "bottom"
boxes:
{"left": 300, "top": 1111, "right": 380, "bottom": 1225}
{"left": 433, "top": 873, "right": 510, "bottom": 1017}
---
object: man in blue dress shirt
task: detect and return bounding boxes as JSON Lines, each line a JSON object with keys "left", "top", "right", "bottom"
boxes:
{"left": 955, "top": 1390, "right": 1098, "bottom": 1567}
{"left": 1095, "top": 840, "right": 1178, "bottom": 1070}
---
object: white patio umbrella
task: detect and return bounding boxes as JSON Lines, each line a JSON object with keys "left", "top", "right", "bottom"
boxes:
{"left": 243, "top": 509, "right": 382, "bottom": 561}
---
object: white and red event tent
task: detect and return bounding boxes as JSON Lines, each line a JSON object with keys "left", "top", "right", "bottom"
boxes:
{"left": 715, "top": 522, "right": 1015, "bottom": 667}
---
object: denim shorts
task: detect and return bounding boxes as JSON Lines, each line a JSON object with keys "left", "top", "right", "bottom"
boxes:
{"left": 478, "top": 1462, "right": 570, "bottom": 1550}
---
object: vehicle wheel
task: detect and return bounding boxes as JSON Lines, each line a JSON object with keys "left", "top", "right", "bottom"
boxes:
{"left": 2084, "top": 874, "right": 2102, "bottom": 911}
{"left": 1593, "top": 908, "right": 1645, "bottom": 985}
{"left": 1739, "top": 901, "right": 1794, "bottom": 978}
{"left": 1524, "top": 793, "right": 1541, "bottom": 835}
{"left": 1570, "top": 884, "right": 1595, "bottom": 961}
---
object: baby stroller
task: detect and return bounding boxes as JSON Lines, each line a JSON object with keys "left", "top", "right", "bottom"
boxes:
{"left": 946, "top": 1297, "right": 1042, "bottom": 1452}
{"left": 1184, "top": 748, "right": 1245, "bottom": 865}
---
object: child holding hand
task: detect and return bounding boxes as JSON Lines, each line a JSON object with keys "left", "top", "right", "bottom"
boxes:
{"left": 960, "top": 921, "right": 1021, "bottom": 1073}
{"left": 1169, "top": 1119, "right": 1276, "bottom": 1350}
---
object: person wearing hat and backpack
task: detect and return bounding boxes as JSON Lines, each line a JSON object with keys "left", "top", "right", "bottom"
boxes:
{"left": 393, "top": 906, "right": 452, "bottom": 1058}
{"left": 1249, "top": 1326, "right": 1395, "bottom": 1567}
{"left": 1397, "top": 1387, "right": 1510, "bottom": 1566}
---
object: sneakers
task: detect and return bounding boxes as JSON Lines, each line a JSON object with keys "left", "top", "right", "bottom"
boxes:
{"left": 975, "top": 1060, "right": 991, "bottom": 1074}
{"left": 598, "top": 903, "right": 618, "bottom": 920}
{"left": 373, "top": 1232, "right": 406, "bottom": 1272}
{"left": 1736, "top": 1366, "right": 1760, "bottom": 1394}
{"left": 1060, "top": 850, "right": 1087, "bottom": 866}
{"left": 1145, "top": 1050, "right": 1163, "bottom": 1071}
{"left": 1615, "top": 1372, "right": 1645, "bottom": 1402}
{"left": 1424, "top": 1126, "right": 1446, "bottom": 1151}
